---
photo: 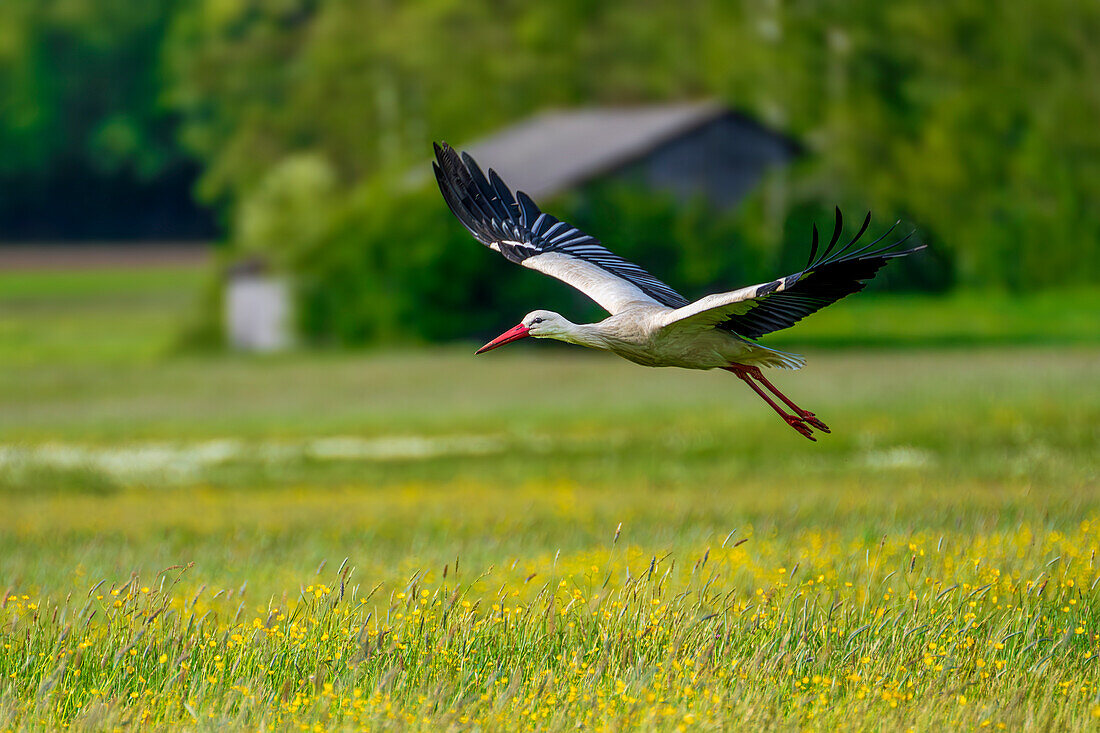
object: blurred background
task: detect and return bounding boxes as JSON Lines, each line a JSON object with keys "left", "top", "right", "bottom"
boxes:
{"left": 0, "top": 0, "right": 1097, "bottom": 535}
{"left": 2, "top": 6, "right": 1099, "bottom": 727}
{"left": 1, "top": 0, "right": 1099, "bottom": 353}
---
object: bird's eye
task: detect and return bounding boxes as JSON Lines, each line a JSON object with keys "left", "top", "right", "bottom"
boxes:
{"left": 531, "top": 318, "right": 543, "bottom": 324}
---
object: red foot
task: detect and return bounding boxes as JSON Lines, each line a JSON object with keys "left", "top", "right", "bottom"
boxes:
{"left": 798, "top": 412, "right": 830, "bottom": 433}
{"left": 784, "top": 415, "right": 816, "bottom": 441}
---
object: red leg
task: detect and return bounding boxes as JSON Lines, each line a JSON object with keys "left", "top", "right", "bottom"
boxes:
{"left": 741, "top": 365, "right": 830, "bottom": 433}
{"left": 723, "top": 366, "right": 816, "bottom": 441}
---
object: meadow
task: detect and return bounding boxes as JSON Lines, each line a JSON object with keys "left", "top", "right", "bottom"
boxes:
{"left": 0, "top": 268, "right": 1098, "bottom": 730}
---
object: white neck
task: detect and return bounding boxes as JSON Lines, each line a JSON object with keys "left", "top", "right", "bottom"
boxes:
{"left": 556, "top": 320, "right": 609, "bottom": 350}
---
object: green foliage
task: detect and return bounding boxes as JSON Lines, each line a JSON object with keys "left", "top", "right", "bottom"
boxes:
{"left": 4, "top": 0, "right": 1100, "bottom": 332}
{"left": 0, "top": 0, "right": 216, "bottom": 238}
{"left": 0, "top": 0, "right": 180, "bottom": 179}
{"left": 164, "top": 0, "right": 1100, "bottom": 306}
{"left": 289, "top": 174, "right": 950, "bottom": 342}
{"left": 157, "top": 0, "right": 1100, "bottom": 344}
{"left": 290, "top": 179, "right": 609, "bottom": 344}
{"left": 288, "top": 181, "right": 751, "bottom": 343}
{"left": 235, "top": 152, "right": 338, "bottom": 266}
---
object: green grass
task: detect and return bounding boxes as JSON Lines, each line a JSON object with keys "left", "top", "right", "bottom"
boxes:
{"left": 0, "top": 267, "right": 206, "bottom": 367}
{"left": 0, "top": 267, "right": 1098, "bottom": 372}
{"left": 2, "top": 346, "right": 1098, "bottom": 730}
{"left": 0, "top": 268, "right": 1098, "bottom": 730}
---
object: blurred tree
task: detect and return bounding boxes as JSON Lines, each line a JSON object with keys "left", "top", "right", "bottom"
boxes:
{"left": 166, "top": 0, "right": 1100, "bottom": 308}
{"left": 0, "top": 0, "right": 215, "bottom": 239}
{"left": 4, "top": 0, "right": 1097, "bottom": 333}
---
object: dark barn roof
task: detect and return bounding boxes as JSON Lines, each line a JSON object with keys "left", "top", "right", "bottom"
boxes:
{"left": 421, "top": 101, "right": 800, "bottom": 208}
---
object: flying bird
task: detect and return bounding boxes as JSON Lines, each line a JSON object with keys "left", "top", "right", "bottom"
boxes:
{"left": 432, "top": 142, "right": 924, "bottom": 440}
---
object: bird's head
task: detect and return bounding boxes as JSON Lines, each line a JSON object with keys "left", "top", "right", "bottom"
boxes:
{"left": 475, "top": 310, "right": 570, "bottom": 354}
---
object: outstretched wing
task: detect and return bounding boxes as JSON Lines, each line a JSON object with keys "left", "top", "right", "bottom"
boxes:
{"left": 661, "top": 209, "right": 925, "bottom": 336}
{"left": 433, "top": 142, "right": 689, "bottom": 315}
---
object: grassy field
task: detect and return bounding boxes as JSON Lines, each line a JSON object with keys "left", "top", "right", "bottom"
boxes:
{"left": 0, "top": 267, "right": 1098, "bottom": 730}
{"left": 0, "top": 267, "right": 207, "bottom": 367}
{"left": 1, "top": 268, "right": 1099, "bottom": 369}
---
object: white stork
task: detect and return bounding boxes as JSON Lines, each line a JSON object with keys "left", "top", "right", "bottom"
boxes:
{"left": 433, "top": 143, "right": 924, "bottom": 440}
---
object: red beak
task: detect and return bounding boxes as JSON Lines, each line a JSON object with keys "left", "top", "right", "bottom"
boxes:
{"left": 476, "top": 323, "right": 531, "bottom": 354}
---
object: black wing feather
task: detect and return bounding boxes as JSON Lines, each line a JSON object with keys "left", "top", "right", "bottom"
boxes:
{"left": 805, "top": 224, "right": 820, "bottom": 269}
{"left": 516, "top": 190, "right": 539, "bottom": 229}
{"left": 434, "top": 142, "right": 690, "bottom": 308}
{"left": 718, "top": 209, "right": 924, "bottom": 340}
{"left": 818, "top": 207, "right": 844, "bottom": 262}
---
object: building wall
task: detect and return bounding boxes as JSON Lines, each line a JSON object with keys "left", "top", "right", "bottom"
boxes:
{"left": 225, "top": 274, "right": 293, "bottom": 352}
{"left": 614, "top": 113, "right": 799, "bottom": 210}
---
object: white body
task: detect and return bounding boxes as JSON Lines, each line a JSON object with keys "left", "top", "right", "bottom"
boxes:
{"left": 525, "top": 306, "right": 800, "bottom": 370}
{"left": 518, "top": 252, "right": 803, "bottom": 370}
